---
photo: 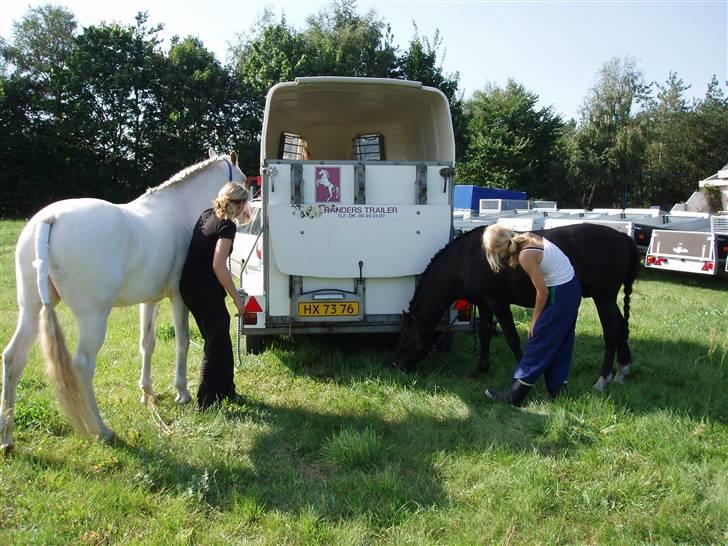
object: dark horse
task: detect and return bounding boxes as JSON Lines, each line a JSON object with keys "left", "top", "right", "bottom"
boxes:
{"left": 393, "top": 223, "right": 640, "bottom": 390}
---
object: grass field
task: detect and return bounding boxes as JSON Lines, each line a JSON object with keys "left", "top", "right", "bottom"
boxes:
{"left": 0, "top": 218, "right": 726, "bottom": 545}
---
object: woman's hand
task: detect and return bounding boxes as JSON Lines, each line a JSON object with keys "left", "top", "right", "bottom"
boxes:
{"left": 233, "top": 292, "right": 246, "bottom": 316}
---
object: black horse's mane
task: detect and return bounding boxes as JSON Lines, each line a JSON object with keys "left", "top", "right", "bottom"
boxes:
{"left": 407, "top": 226, "right": 486, "bottom": 312}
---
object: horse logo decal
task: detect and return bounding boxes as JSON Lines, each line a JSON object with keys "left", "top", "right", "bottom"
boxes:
{"left": 315, "top": 167, "right": 340, "bottom": 202}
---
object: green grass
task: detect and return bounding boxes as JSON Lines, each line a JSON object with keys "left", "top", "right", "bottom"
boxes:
{"left": 1, "top": 219, "right": 726, "bottom": 545}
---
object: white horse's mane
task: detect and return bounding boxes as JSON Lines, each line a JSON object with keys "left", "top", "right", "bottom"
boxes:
{"left": 144, "top": 156, "right": 224, "bottom": 195}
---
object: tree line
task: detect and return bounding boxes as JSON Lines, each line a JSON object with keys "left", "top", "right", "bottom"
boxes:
{"left": 2, "top": 1, "right": 727, "bottom": 217}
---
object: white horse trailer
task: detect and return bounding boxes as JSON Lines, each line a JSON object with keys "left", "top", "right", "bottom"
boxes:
{"left": 238, "top": 77, "right": 464, "bottom": 351}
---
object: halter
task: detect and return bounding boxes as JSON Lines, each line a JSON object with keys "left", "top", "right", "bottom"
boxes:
{"left": 222, "top": 158, "right": 234, "bottom": 181}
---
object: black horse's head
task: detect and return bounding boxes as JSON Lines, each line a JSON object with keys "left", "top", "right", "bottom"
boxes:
{"left": 393, "top": 311, "right": 431, "bottom": 371}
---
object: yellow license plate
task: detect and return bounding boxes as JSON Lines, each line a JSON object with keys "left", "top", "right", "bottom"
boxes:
{"left": 298, "top": 301, "right": 359, "bottom": 317}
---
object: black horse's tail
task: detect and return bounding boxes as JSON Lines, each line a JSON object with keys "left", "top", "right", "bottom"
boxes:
{"left": 622, "top": 237, "right": 640, "bottom": 341}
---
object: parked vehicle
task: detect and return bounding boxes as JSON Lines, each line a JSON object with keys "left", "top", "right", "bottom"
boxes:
{"left": 229, "top": 198, "right": 263, "bottom": 280}
{"left": 645, "top": 215, "right": 728, "bottom": 276}
{"left": 631, "top": 211, "right": 710, "bottom": 252}
{"left": 236, "top": 77, "right": 467, "bottom": 353}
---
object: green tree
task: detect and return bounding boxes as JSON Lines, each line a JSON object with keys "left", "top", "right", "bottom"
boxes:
{"left": 230, "top": 10, "right": 308, "bottom": 173}
{"left": 568, "top": 57, "right": 648, "bottom": 208}
{"left": 0, "top": 4, "right": 78, "bottom": 215}
{"left": 302, "top": 0, "right": 397, "bottom": 77}
{"left": 457, "top": 80, "right": 564, "bottom": 199}
{"left": 692, "top": 76, "right": 728, "bottom": 177}
{"left": 152, "top": 36, "right": 248, "bottom": 177}
{"left": 638, "top": 72, "right": 693, "bottom": 207}
{"left": 1, "top": 4, "right": 77, "bottom": 85}
{"left": 61, "top": 12, "right": 166, "bottom": 200}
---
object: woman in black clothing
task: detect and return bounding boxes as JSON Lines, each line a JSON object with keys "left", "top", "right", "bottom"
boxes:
{"left": 180, "top": 182, "right": 252, "bottom": 409}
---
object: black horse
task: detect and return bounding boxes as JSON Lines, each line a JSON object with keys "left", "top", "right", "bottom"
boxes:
{"left": 394, "top": 223, "right": 640, "bottom": 390}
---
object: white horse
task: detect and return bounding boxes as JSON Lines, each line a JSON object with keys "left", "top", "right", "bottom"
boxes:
{"left": 1, "top": 149, "right": 245, "bottom": 451}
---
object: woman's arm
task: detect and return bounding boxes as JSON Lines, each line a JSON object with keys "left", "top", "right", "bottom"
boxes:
{"left": 519, "top": 250, "right": 548, "bottom": 337}
{"left": 212, "top": 238, "right": 246, "bottom": 315}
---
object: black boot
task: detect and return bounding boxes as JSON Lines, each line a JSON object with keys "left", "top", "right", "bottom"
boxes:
{"left": 548, "top": 383, "right": 567, "bottom": 400}
{"left": 485, "top": 380, "right": 532, "bottom": 407}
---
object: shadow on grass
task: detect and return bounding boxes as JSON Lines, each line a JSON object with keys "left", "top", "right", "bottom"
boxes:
{"left": 10, "top": 394, "right": 549, "bottom": 527}
{"left": 269, "top": 328, "right": 727, "bottom": 423}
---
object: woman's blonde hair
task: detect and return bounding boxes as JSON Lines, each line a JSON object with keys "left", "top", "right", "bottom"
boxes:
{"left": 482, "top": 224, "right": 531, "bottom": 272}
{"left": 213, "top": 182, "right": 249, "bottom": 220}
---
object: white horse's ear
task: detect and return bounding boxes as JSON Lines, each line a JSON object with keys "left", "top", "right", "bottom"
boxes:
{"left": 208, "top": 147, "right": 217, "bottom": 159}
{"left": 230, "top": 151, "right": 238, "bottom": 166}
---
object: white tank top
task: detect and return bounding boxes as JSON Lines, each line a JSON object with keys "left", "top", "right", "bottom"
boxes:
{"left": 523, "top": 238, "right": 574, "bottom": 287}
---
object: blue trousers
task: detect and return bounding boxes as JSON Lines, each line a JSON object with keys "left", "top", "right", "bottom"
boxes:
{"left": 514, "top": 276, "right": 582, "bottom": 390}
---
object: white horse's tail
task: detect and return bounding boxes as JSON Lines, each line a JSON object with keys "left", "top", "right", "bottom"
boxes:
{"left": 35, "top": 219, "right": 99, "bottom": 437}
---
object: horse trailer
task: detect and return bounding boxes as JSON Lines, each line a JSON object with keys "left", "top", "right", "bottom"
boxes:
{"left": 236, "top": 77, "right": 468, "bottom": 352}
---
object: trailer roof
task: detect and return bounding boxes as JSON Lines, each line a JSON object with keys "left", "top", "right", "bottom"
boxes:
{"left": 261, "top": 77, "right": 455, "bottom": 165}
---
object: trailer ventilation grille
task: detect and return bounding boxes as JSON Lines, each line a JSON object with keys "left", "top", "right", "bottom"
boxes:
{"left": 353, "top": 133, "right": 384, "bottom": 161}
{"left": 279, "top": 132, "right": 310, "bottom": 160}
{"left": 711, "top": 216, "right": 728, "bottom": 233}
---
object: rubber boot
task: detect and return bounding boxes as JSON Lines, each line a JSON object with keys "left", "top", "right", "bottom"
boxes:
{"left": 485, "top": 380, "right": 532, "bottom": 407}
{"left": 548, "top": 383, "right": 567, "bottom": 400}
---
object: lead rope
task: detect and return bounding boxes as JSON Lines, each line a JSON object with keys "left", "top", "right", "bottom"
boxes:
{"left": 424, "top": 306, "right": 480, "bottom": 362}
{"left": 426, "top": 313, "right": 460, "bottom": 356}
{"left": 471, "top": 305, "right": 481, "bottom": 366}
{"left": 144, "top": 394, "right": 172, "bottom": 435}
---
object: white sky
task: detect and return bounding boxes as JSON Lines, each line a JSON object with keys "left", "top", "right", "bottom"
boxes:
{"left": 2, "top": 0, "right": 727, "bottom": 120}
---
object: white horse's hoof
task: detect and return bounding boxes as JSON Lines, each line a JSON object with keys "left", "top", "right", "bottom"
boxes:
{"left": 593, "top": 376, "right": 610, "bottom": 391}
{"left": 175, "top": 391, "right": 192, "bottom": 405}
{"left": 140, "top": 389, "right": 158, "bottom": 404}
{"left": 615, "top": 365, "right": 631, "bottom": 385}
{"left": 99, "top": 427, "right": 116, "bottom": 443}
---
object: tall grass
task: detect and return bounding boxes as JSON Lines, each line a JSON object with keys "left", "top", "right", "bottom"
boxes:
{"left": 0, "top": 219, "right": 726, "bottom": 544}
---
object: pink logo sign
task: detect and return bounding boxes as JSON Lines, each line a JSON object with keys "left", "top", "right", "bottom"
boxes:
{"left": 315, "top": 167, "right": 340, "bottom": 203}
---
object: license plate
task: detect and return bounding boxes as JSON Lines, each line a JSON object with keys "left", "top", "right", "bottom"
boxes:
{"left": 298, "top": 301, "right": 359, "bottom": 317}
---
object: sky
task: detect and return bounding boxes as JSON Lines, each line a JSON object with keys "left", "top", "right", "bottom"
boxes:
{"left": 2, "top": 0, "right": 726, "bottom": 120}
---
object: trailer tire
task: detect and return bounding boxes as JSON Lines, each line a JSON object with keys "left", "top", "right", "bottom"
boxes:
{"left": 245, "top": 334, "right": 267, "bottom": 355}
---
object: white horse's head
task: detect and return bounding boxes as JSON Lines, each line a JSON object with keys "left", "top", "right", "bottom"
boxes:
{"left": 208, "top": 147, "right": 245, "bottom": 184}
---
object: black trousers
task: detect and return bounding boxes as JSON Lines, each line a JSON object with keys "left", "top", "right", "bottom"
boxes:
{"left": 180, "top": 275, "right": 235, "bottom": 407}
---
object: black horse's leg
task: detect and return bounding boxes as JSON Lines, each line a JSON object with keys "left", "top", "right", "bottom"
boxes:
{"left": 593, "top": 297, "right": 622, "bottom": 391}
{"left": 614, "top": 314, "right": 632, "bottom": 384}
{"left": 475, "top": 304, "right": 494, "bottom": 374}
{"left": 489, "top": 301, "right": 522, "bottom": 363}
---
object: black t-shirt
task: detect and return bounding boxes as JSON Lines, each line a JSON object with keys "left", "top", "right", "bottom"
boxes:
{"left": 182, "top": 208, "right": 236, "bottom": 281}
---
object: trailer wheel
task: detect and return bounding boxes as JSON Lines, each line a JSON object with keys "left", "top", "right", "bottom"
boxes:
{"left": 245, "top": 334, "right": 267, "bottom": 355}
